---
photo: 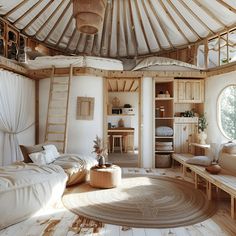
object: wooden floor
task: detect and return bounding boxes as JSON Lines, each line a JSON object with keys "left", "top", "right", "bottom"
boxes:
{"left": 1, "top": 167, "right": 236, "bottom": 236}
{"left": 108, "top": 152, "right": 138, "bottom": 167}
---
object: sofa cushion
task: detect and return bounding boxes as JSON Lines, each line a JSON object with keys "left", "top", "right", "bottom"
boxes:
{"left": 218, "top": 152, "right": 236, "bottom": 173}
{"left": 222, "top": 142, "right": 236, "bottom": 154}
{"left": 186, "top": 155, "right": 212, "bottom": 166}
{"left": 19, "top": 144, "right": 44, "bottom": 163}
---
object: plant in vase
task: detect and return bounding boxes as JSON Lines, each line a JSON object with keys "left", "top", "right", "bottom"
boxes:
{"left": 198, "top": 113, "right": 208, "bottom": 144}
{"left": 92, "top": 135, "right": 108, "bottom": 168}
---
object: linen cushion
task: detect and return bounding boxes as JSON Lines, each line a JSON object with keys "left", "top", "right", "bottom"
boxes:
{"left": 222, "top": 142, "right": 236, "bottom": 154}
{"left": 186, "top": 156, "right": 212, "bottom": 166}
{"left": 155, "top": 126, "right": 174, "bottom": 136}
{"left": 29, "top": 149, "right": 55, "bottom": 165}
{"left": 19, "top": 144, "right": 44, "bottom": 163}
{"left": 43, "top": 144, "right": 60, "bottom": 161}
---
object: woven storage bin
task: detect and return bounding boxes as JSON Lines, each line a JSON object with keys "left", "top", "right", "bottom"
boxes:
{"left": 155, "top": 154, "right": 171, "bottom": 168}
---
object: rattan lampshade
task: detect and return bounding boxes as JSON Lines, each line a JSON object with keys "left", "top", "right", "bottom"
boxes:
{"left": 73, "top": 0, "right": 107, "bottom": 35}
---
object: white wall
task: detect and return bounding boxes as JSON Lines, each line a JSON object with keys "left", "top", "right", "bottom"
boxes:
{"left": 108, "top": 92, "right": 139, "bottom": 148}
{"left": 39, "top": 76, "right": 104, "bottom": 156}
{"left": 0, "top": 72, "right": 35, "bottom": 165}
{"left": 205, "top": 71, "right": 236, "bottom": 144}
{"left": 142, "top": 77, "right": 153, "bottom": 168}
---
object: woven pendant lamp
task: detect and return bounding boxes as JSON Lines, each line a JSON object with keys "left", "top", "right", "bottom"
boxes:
{"left": 73, "top": 0, "right": 107, "bottom": 35}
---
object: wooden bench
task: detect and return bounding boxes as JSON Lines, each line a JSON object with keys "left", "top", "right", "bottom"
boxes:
{"left": 172, "top": 153, "right": 236, "bottom": 219}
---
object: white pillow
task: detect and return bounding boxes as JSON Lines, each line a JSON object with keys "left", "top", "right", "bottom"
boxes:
{"left": 186, "top": 156, "right": 212, "bottom": 166}
{"left": 43, "top": 144, "right": 60, "bottom": 161}
{"left": 29, "top": 151, "right": 48, "bottom": 165}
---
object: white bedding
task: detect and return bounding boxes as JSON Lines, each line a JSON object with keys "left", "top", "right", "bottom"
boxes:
{"left": 0, "top": 162, "right": 67, "bottom": 229}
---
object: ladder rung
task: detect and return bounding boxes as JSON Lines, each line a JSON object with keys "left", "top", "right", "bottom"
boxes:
{"left": 48, "top": 115, "right": 66, "bottom": 118}
{"left": 51, "top": 98, "right": 67, "bottom": 101}
{"left": 45, "top": 140, "right": 64, "bottom": 143}
{"left": 49, "top": 106, "right": 67, "bottom": 109}
{"left": 52, "top": 90, "right": 68, "bottom": 93}
{"left": 53, "top": 82, "right": 68, "bottom": 85}
{"left": 48, "top": 131, "right": 65, "bottom": 134}
{"left": 48, "top": 122, "right": 65, "bottom": 125}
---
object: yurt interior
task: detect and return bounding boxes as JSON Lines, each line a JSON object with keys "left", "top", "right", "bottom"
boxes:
{"left": 1, "top": 0, "right": 236, "bottom": 235}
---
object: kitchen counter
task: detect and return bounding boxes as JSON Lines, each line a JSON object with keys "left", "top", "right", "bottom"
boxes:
{"left": 108, "top": 127, "right": 134, "bottom": 132}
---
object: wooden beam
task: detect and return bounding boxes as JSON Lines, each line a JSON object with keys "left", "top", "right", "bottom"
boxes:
{"left": 192, "top": 0, "right": 225, "bottom": 27}
{"left": 65, "top": 27, "right": 77, "bottom": 51}
{"left": 123, "top": 0, "right": 129, "bottom": 56}
{"left": 0, "top": 56, "right": 29, "bottom": 77}
{"left": 35, "top": 80, "right": 39, "bottom": 144}
{"left": 128, "top": 0, "right": 139, "bottom": 56}
{"left": 55, "top": 15, "right": 74, "bottom": 47}
{"left": 35, "top": 0, "right": 66, "bottom": 38}
{"left": 147, "top": 0, "right": 174, "bottom": 49}
{"left": 13, "top": 0, "right": 44, "bottom": 25}
{"left": 123, "top": 80, "right": 126, "bottom": 92}
{"left": 44, "top": 0, "right": 72, "bottom": 43}
{"left": 159, "top": 0, "right": 190, "bottom": 43}
{"left": 22, "top": 0, "right": 55, "bottom": 33}
{"left": 28, "top": 67, "right": 206, "bottom": 79}
{"left": 133, "top": 0, "right": 151, "bottom": 53}
{"left": 166, "top": 0, "right": 202, "bottom": 40}
{"left": 99, "top": 1, "right": 109, "bottom": 56}
{"left": 74, "top": 33, "right": 83, "bottom": 54}
{"left": 179, "top": 0, "right": 215, "bottom": 35}
{"left": 141, "top": 0, "right": 162, "bottom": 50}
{"left": 116, "top": 0, "right": 120, "bottom": 57}
{"left": 206, "top": 60, "right": 236, "bottom": 77}
{"left": 216, "top": 0, "right": 236, "bottom": 14}
{"left": 129, "top": 79, "right": 135, "bottom": 91}
{"left": 4, "top": 0, "right": 30, "bottom": 17}
{"left": 108, "top": 0, "right": 114, "bottom": 57}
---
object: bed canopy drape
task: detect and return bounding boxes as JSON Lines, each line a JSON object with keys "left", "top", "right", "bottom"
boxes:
{"left": 0, "top": 70, "right": 35, "bottom": 165}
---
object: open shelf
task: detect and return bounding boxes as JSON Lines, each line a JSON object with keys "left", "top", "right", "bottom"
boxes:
{"left": 155, "top": 117, "right": 174, "bottom": 120}
{"left": 155, "top": 97, "right": 174, "bottom": 101}
{"left": 108, "top": 114, "right": 135, "bottom": 116}
{"left": 155, "top": 150, "right": 174, "bottom": 153}
{"left": 155, "top": 136, "right": 174, "bottom": 139}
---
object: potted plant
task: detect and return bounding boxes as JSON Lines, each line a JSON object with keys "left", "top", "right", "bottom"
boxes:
{"left": 92, "top": 135, "right": 107, "bottom": 168}
{"left": 198, "top": 113, "right": 208, "bottom": 144}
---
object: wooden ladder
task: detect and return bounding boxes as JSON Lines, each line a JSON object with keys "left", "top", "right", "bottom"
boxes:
{"left": 44, "top": 65, "right": 73, "bottom": 153}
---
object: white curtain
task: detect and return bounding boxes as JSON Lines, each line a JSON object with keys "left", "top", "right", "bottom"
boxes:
{"left": 0, "top": 70, "right": 35, "bottom": 165}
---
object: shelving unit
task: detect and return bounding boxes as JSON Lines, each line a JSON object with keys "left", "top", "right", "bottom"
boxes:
{"left": 153, "top": 79, "right": 174, "bottom": 168}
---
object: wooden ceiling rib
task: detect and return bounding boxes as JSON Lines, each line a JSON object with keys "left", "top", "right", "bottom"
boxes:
{"left": 35, "top": 0, "right": 66, "bottom": 38}
{"left": 13, "top": 0, "right": 44, "bottom": 25}
{"left": 44, "top": 0, "right": 72, "bottom": 43}
{"left": 141, "top": 0, "right": 162, "bottom": 50}
{"left": 108, "top": 79, "right": 139, "bottom": 92}
{"left": 22, "top": 0, "right": 55, "bottom": 32}
{"left": 4, "top": 0, "right": 30, "bottom": 17}
{"left": 2, "top": 0, "right": 236, "bottom": 58}
{"left": 159, "top": 0, "right": 190, "bottom": 44}
{"left": 147, "top": 0, "right": 174, "bottom": 49}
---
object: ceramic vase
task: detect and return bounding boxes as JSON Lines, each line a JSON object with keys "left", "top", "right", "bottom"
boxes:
{"left": 205, "top": 163, "right": 221, "bottom": 174}
{"left": 198, "top": 130, "right": 207, "bottom": 144}
{"left": 98, "top": 155, "right": 105, "bottom": 167}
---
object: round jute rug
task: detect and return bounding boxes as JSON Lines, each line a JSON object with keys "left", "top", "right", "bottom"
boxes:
{"left": 63, "top": 176, "right": 216, "bottom": 228}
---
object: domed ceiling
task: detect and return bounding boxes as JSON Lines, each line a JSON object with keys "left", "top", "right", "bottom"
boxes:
{"left": 1, "top": 0, "right": 236, "bottom": 59}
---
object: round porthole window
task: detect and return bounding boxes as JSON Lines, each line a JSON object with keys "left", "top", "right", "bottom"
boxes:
{"left": 218, "top": 85, "right": 236, "bottom": 140}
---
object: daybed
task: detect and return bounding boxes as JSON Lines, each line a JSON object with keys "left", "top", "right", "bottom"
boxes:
{"left": 0, "top": 162, "right": 67, "bottom": 229}
{"left": 172, "top": 142, "right": 236, "bottom": 219}
{"left": 20, "top": 144, "right": 97, "bottom": 186}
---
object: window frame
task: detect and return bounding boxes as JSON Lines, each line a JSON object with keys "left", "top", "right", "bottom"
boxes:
{"left": 217, "top": 84, "right": 236, "bottom": 140}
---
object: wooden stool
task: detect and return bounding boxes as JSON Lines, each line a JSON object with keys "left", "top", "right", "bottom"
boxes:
{"left": 107, "top": 135, "right": 111, "bottom": 153}
{"left": 112, "top": 135, "right": 123, "bottom": 153}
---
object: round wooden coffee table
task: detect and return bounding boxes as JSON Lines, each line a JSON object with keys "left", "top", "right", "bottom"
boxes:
{"left": 90, "top": 164, "right": 121, "bottom": 188}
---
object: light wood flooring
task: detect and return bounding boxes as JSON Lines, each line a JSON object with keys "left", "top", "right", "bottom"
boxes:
{"left": 1, "top": 167, "right": 236, "bottom": 236}
{"left": 108, "top": 152, "right": 138, "bottom": 167}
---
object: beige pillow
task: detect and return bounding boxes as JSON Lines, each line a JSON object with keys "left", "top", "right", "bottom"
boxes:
{"left": 186, "top": 156, "right": 212, "bottom": 166}
{"left": 19, "top": 144, "right": 44, "bottom": 163}
{"left": 222, "top": 142, "right": 236, "bottom": 154}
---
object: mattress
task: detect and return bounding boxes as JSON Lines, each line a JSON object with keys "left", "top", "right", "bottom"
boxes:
{"left": 0, "top": 162, "right": 68, "bottom": 229}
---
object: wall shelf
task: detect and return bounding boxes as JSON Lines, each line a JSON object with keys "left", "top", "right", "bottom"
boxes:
{"left": 155, "top": 136, "right": 174, "bottom": 139}
{"left": 107, "top": 114, "right": 135, "bottom": 116}
{"left": 155, "top": 97, "right": 174, "bottom": 101}
{"left": 155, "top": 117, "right": 174, "bottom": 120}
{"left": 155, "top": 150, "right": 174, "bottom": 153}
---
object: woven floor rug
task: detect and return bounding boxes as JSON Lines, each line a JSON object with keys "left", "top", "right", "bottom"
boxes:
{"left": 63, "top": 176, "right": 216, "bottom": 228}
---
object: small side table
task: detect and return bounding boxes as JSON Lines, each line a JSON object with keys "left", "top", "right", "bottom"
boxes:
{"left": 90, "top": 165, "right": 121, "bottom": 188}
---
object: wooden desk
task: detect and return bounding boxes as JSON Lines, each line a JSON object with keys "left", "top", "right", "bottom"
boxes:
{"left": 108, "top": 128, "right": 134, "bottom": 152}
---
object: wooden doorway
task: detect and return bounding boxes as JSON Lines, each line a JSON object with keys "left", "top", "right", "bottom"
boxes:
{"left": 103, "top": 77, "right": 142, "bottom": 167}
